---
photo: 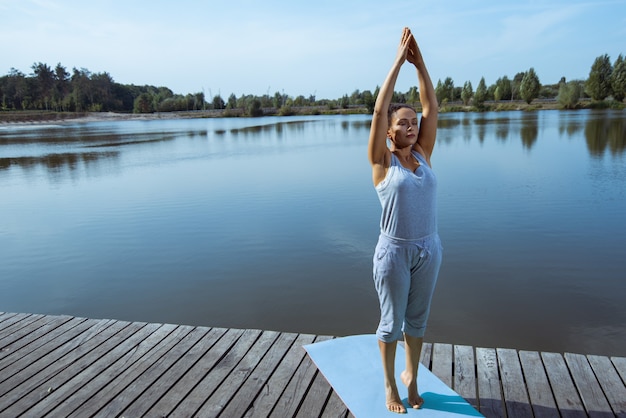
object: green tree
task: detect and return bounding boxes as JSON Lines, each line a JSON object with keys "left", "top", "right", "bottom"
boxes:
{"left": 193, "top": 92, "right": 205, "bottom": 110}
{"left": 90, "top": 72, "right": 115, "bottom": 111}
{"left": 70, "top": 67, "right": 93, "bottom": 112}
{"left": 435, "top": 79, "right": 443, "bottom": 104}
{"left": 406, "top": 86, "right": 419, "bottom": 105}
{"left": 53, "top": 63, "right": 70, "bottom": 111}
{"left": 349, "top": 89, "right": 361, "bottom": 106}
{"left": 273, "top": 91, "right": 284, "bottom": 108}
{"left": 293, "top": 95, "right": 306, "bottom": 106}
{"left": 362, "top": 89, "right": 375, "bottom": 113}
{"left": 247, "top": 99, "right": 263, "bottom": 117}
{"left": 474, "top": 77, "right": 487, "bottom": 107}
{"left": 31, "top": 62, "right": 55, "bottom": 110}
{"left": 557, "top": 80, "right": 582, "bottom": 109}
{"left": 212, "top": 94, "right": 225, "bottom": 109}
{"left": 511, "top": 72, "right": 525, "bottom": 100}
{"left": 461, "top": 81, "right": 473, "bottom": 105}
{"left": 495, "top": 76, "right": 512, "bottom": 101}
{"left": 442, "top": 77, "right": 455, "bottom": 102}
{"left": 520, "top": 68, "right": 541, "bottom": 104}
{"left": 2, "top": 68, "right": 27, "bottom": 109}
{"left": 585, "top": 54, "right": 613, "bottom": 100}
{"left": 339, "top": 94, "right": 349, "bottom": 109}
{"left": 435, "top": 78, "right": 454, "bottom": 104}
{"left": 611, "top": 54, "right": 626, "bottom": 102}
{"left": 133, "top": 92, "right": 153, "bottom": 113}
{"left": 226, "top": 93, "right": 237, "bottom": 109}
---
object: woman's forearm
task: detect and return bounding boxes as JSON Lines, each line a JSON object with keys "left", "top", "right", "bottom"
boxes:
{"left": 416, "top": 61, "right": 437, "bottom": 116}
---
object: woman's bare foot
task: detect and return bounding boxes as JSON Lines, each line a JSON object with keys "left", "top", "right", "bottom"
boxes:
{"left": 401, "top": 370, "right": 424, "bottom": 409}
{"left": 385, "top": 383, "right": 407, "bottom": 414}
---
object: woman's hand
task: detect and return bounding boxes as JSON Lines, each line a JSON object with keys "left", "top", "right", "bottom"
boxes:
{"left": 407, "top": 32, "right": 423, "bottom": 66}
{"left": 395, "top": 27, "right": 413, "bottom": 64}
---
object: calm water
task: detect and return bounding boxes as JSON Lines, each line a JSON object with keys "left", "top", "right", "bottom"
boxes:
{"left": 1, "top": 110, "right": 625, "bottom": 356}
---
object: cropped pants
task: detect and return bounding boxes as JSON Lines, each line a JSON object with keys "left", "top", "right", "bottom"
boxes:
{"left": 373, "top": 232, "right": 443, "bottom": 342}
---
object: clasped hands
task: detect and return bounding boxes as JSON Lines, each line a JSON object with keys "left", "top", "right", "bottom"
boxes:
{"left": 398, "top": 27, "right": 423, "bottom": 67}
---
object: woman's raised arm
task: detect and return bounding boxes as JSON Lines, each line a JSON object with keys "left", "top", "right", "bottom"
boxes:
{"left": 407, "top": 36, "right": 438, "bottom": 163}
{"left": 368, "top": 28, "right": 413, "bottom": 185}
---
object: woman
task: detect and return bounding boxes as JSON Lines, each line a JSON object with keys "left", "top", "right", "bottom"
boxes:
{"left": 368, "top": 27, "right": 441, "bottom": 414}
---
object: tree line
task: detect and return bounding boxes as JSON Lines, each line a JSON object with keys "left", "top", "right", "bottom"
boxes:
{"left": 1, "top": 54, "right": 624, "bottom": 116}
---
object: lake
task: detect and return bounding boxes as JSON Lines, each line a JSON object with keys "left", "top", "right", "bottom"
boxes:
{"left": 1, "top": 109, "right": 625, "bottom": 356}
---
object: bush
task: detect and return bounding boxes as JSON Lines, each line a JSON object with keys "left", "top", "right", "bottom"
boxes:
{"left": 557, "top": 81, "right": 582, "bottom": 109}
{"left": 278, "top": 105, "right": 294, "bottom": 116}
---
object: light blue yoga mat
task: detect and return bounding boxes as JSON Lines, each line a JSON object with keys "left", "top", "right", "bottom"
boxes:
{"left": 304, "top": 334, "right": 483, "bottom": 417}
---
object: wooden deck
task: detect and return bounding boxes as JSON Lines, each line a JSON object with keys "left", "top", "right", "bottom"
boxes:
{"left": 0, "top": 312, "right": 625, "bottom": 417}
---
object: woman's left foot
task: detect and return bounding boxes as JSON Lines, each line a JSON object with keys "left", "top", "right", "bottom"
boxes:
{"left": 401, "top": 370, "right": 424, "bottom": 409}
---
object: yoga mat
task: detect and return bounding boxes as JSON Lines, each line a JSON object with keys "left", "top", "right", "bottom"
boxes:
{"left": 304, "top": 334, "right": 483, "bottom": 417}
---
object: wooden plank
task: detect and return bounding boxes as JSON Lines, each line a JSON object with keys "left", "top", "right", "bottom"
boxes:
{"left": 0, "top": 313, "right": 39, "bottom": 340}
{"left": 217, "top": 331, "right": 299, "bottom": 418}
{"left": 454, "top": 345, "right": 477, "bottom": 408}
{"left": 0, "top": 314, "right": 46, "bottom": 359}
{"left": 0, "top": 317, "right": 91, "bottom": 386}
{"left": 431, "top": 343, "right": 453, "bottom": 387}
{"left": 268, "top": 335, "right": 333, "bottom": 418}
{"left": 541, "top": 352, "right": 587, "bottom": 418}
{"left": 61, "top": 323, "right": 185, "bottom": 417}
{"left": 0, "top": 321, "right": 136, "bottom": 414}
{"left": 518, "top": 350, "right": 559, "bottom": 418}
{"left": 320, "top": 389, "right": 349, "bottom": 418}
{"left": 475, "top": 347, "right": 505, "bottom": 417}
{"left": 117, "top": 325, "right": 217, "bottom": 417}
{"left": 196, "top": 330, "right": 282, "bottom": 417}
{"left": 420, "top": 341, "right": 432, "bottom": 368}
{"left": 244, "top": 333, "right": 316, "bottom": 417}
{"left": 143, "top": 327, "right": 241, "bottom": 417}
{"left": 296, "top": 370, "right": 333, "bottom": 418}
{"left": 168, "top": 328, "right": 262, "bottom": 417}
{"left": 0, "top": 315, "right": 75, "bottom": 368}
{"left": 0, "top": 312, "right": 23, "bottom": 330}
{"left": 23, "top": 322, "right": 164, "bottom": 417}
{"left": 0, "top": 318, "right": 119, "bottom": 410}
{"left": 0, "top": 312, "right": 17, "bottom": 324}
{"left": 2, "top": 312, "right": 626, "bottom": 418}
{"left": 91, "top": 325, "right": 206, "bottom": 417}
{"left": 564, "top": 353, "right": 613, "bottom": 417}
{"left": 612, "top": 357, "right": 626, "bottom": 387}
{"left": 0, "top": 320, "right": 139, "bottom": 416}
{"left": 587, "top": 355, "right": 626, "bottom": 417}
{"left": 496, "top": 348, "right": 532, "bottom": 418}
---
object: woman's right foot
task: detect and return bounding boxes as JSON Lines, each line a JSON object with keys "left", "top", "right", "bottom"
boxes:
{"left": 385, "top": 385, "right": 407, "bottom": 414}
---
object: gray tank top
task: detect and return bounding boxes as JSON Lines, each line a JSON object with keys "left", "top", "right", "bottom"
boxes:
{"left": 375, "top": 150, "right": 438, "bottom": 240}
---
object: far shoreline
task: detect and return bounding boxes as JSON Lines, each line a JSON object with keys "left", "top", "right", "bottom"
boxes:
{"left": 0, "top": 99, "right": 622, "bottom": 126}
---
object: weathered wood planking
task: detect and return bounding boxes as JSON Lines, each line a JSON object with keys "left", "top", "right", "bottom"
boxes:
{"left": 1, "top": 312, "right": 625, "bottom": 417}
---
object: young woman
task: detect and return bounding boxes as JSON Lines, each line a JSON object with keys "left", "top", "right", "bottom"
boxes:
{"left": 368, "top": 27, "right": 441, "bottom": 414}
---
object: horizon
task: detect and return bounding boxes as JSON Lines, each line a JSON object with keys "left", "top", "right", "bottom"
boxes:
{"left": 2, "top": 0, "right": 625, "bottom": 100}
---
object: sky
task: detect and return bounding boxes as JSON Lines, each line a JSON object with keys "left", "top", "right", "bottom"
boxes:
{"left": 2, "top": 0, "right": 625, "bottom": 100}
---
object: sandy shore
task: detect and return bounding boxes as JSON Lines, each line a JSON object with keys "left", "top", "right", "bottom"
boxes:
{"left": 0, "top": 110, "right": 228, "bottom": 126}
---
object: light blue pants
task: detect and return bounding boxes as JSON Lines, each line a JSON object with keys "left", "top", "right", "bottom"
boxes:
{"left": 373, "top": 232, "right": 443, "bottom": 342}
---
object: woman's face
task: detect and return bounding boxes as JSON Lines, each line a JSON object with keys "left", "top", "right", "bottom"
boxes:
{"left": 388, "top": 107, "right": 418, "bottom": 148}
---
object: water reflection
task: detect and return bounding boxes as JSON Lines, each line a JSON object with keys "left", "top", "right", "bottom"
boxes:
{"left": 0, "top": 151, "right": 119, "bottom": 171}
{"left": 226, "top": 120, "right": 313, "bottom": 135}
{"left": 584, "top": 112, "right": 626, "bottom": 156}
{"left": 494, "top": 117, "right": 510, "bottom": 141}
{"left": 2, "top": 110, "right": 624, "bottom": 182}
{"left": 558, "top": 113, "right": 583, "bottom": 137}
{"left": 520, "top": 114, "right": 538, "bottom": 149}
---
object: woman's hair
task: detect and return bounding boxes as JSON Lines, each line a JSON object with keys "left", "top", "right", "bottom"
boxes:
{"left": 387, "top": 103, "right": 417, "bottom": 126}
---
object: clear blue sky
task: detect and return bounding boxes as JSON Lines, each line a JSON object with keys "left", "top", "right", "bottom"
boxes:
{"left": 3, "top": 0, "right": 625, "bottom": 100}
